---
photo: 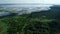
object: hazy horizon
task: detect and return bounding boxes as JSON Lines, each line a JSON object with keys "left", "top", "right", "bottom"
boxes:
{"left": 0, "top": 0, "right": 60, "bottom": 5}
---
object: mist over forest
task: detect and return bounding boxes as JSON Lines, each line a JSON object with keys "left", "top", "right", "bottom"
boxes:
{"left": 0, "top": 4, "right": 60, "bottom": 34}
{"left": 0, "top": 4, "right": 53, "bottom": 16}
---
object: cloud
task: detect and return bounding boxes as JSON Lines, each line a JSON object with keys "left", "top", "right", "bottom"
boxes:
{"left": 0, "top": 4, "right": 53, "bottom": 16}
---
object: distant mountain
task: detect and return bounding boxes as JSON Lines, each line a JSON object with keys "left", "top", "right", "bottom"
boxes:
{"left": 28, "top": 5, "right": 60, "bottom": 19}
{"left": 0, "top": 4, "right": 60, "bottom": 18}
{"left": 0, "top": 3, "right": 55, "bottom": 5}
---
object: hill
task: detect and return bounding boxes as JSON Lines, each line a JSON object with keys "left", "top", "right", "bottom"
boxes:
{"left": 0, "top": 5, "right": 60, "bottom": 34}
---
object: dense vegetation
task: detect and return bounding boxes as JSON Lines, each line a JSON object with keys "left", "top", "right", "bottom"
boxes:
{"left": 0, "top": 5, "right": 60, "bottom": 34}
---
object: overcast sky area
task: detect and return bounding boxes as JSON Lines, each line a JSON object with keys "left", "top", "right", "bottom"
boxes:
{"left": 0, "top": 0, "right": 60, "bottom": 5}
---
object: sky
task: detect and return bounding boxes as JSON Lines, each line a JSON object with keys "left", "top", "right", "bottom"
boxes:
{"left": 0, "top": 0, "right": 60, "bottom": 5}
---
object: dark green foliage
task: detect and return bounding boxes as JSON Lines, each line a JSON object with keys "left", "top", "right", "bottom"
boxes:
{"left": 0, "top": 14, "right": 59, "bottom": 34}
{"left": 0, "top": 5, "right": 60, "bottom": 34}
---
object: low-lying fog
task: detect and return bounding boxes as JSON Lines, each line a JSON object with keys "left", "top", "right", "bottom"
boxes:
{"left": 0, "top": 4, "right": 53, "bottom": 16}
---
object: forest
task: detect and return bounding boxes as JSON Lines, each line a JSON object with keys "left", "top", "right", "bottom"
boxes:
{"left": 0, "top": 5, "right": 60, "bottom": 34}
